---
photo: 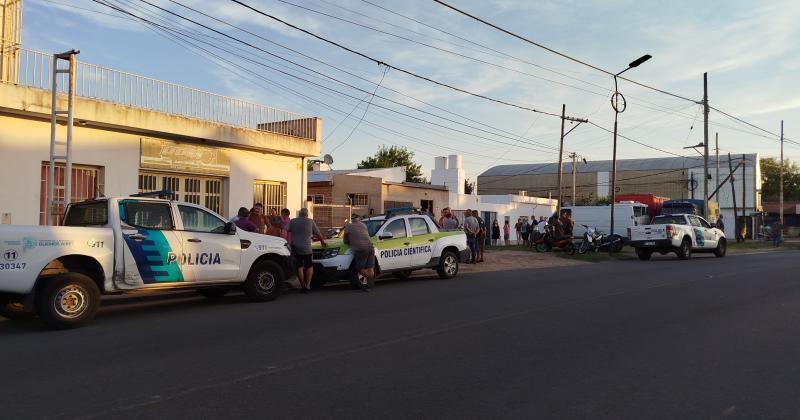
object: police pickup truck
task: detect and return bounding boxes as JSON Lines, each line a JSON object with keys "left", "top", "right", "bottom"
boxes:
{"left": 627, "top": 213, "right": 727, "bottom": 260}
{"left": 311, "top": 213, "right": 469, "bottom": 287}
{"left": 0, "top": 196, "right": 292, "bottom": 329}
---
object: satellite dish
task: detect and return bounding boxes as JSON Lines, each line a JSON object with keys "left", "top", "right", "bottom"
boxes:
{"left": 323, "top": 154, "right": 334, "bottom": 165}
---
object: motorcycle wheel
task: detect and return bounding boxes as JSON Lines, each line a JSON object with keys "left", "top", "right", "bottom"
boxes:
{"left": 535, "top": 243, "right": 548, "bottom": 253}
{"left": 578, "top": 240, "right": 588, "bottom": 254}
{"left": 564, "top": 242, "right": 576, "bottom": 255}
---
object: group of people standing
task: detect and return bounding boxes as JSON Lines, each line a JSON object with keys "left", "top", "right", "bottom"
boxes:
{"left": 232, "top": 203, "right": 292, "bottom": 240}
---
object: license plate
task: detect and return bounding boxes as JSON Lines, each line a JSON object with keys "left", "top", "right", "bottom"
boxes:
{"left": 644, "top": 241, "right": 655, "bottom": 246}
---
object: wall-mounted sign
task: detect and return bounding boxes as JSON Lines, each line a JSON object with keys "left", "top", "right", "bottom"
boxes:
{"left": 140, "top": 138, "right": 230, "bottom": 176}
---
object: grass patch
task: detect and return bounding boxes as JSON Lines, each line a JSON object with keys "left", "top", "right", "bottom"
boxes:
{"left": 727, "top": 240, "right": 800, "bottom": 251}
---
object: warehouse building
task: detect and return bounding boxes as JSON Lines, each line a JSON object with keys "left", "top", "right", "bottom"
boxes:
{"left": 479, "top": 155, "right": 762, "bottom": 239}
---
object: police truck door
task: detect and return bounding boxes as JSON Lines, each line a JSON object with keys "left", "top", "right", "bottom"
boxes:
{"left": 375, "top": 218, "right": 412, "bottom": 271}
{"left": 177, "top": 204, "right": 241, "bottom": 282}
{"left": 119, "top": 200, "right": 186, "bottom": 287}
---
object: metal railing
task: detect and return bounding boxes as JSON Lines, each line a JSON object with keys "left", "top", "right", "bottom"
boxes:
{"left": 4, "top": 47, "right": 318, "bottom": 141}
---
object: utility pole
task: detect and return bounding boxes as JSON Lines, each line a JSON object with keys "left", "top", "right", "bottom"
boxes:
{"left": 780, "top": 120, "right": 784, "bottom": 226}
{"left": 741, "top": 153, "right": 746, "bottom": 241}
{"left": 555, "top": 105, "right": 587, "bottom": 213}
{"left": 703, "top": 72, "right": 710, "bottom": 220}
{"left": 715, "top": 132, "right": 720, "bottom": 193}
{"left": 571, "top": 152, "right": 577, "bottom": 206}
{"left": 728, "top": 153, "right": 738, "bottom": 242}
{"left": 557, "top": 104, "right": 566, "bottom": 214}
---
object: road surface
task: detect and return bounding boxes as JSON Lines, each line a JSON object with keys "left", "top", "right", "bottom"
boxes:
{"left": 1, "top": 251, "right": 798, "bottom": 419}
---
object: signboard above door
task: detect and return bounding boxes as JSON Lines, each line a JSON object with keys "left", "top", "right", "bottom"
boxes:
{"left": 140, "top": 138, "right": 230, "bottom": 176}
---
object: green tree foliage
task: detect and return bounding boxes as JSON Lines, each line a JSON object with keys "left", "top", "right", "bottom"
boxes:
{"left": 357, "top": 146, "right": 427, "bottom": 183}
{"left": 761, "top": 157, "right": 800, "bottom": 201}
{"left": 464, "top": 178, "right": 475, "bottom": 194}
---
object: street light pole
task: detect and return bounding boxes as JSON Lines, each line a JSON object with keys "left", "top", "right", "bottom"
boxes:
{"left": 703, "top": 73, "right": 710, "bottom": 220}
{"left": 609, "top": 54, "right": 651, "bottom": 246}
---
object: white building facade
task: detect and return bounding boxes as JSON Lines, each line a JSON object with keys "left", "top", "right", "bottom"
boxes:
{"left": 431, "top": 155, "right": 557, "bottom": 242}
{"left": 0, "top": 46, "right": 321, "bottom": 225}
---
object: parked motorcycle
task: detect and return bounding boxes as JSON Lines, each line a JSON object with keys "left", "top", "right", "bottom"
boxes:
{"left": 577, "top": 224, "right": 624, "bottom": 254}
{"left": 533, "top": 227, "right": 575, "bottom": 254}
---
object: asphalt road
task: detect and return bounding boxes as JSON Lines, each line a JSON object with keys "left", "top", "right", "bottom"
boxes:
{"left": 2, "top": 250, "right": 799, "bottom": 419}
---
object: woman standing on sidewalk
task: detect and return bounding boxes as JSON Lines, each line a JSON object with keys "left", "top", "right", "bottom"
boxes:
{"left": 491, "top": 220, "right": 500, "bottom": 246}
{"left": 503, "top": 220, "right": 511, "bottom": 246}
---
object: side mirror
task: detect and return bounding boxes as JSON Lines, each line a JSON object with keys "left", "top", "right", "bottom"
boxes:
{"left": 224, "top": 221, "right": 237, "bottom": 234}
{"left": 378, "top": 232, "right": 394, "bottom": 240}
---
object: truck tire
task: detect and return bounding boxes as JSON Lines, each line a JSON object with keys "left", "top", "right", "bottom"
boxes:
{"left": 635, "top": 247, "right": 653, "bottom": 261}
{"left": 437, "top": 250, "right": 459, "bottom": 279}
{"left": 35, "top": 273, "right": 100, "bottom": 329}
{"left": 197, "top": 289, "right": 228, "bottom": 299}
{"left": 243, "top": 260, "right": 282, "bottom": 302}
{"left": 714, "top": 238, "right": 727, "bottom": 258}
{"left": 676, "top": 238, "right": 692, "bottom": 260}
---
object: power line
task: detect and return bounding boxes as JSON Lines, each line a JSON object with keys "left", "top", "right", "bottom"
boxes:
{"left": 431, "top": 0, "right": 700, "bottom": 104}
{"left": 227, "top": 0, "right": 564, "bottom": 117}
{"left": 107, "top": 0, "right": 561, "bottom": 153}
{"left": 329, "top": 65, "right": 389, "bottom": 153}
{"left": 96, "top": 2, "right": 546, "bottom": 165}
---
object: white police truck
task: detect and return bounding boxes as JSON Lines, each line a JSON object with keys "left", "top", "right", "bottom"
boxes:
{"left": 0, "top": 196, "right": 292, "bottom": 329}
{"left": 628, "top": 213, "right": 727, "bottom": 260}
{"left": 311, "top": 213, "right": 469, "bottom": 287}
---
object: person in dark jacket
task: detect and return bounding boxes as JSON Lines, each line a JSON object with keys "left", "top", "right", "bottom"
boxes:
{"left": 233, "top": 207, "right": 257, "bottom": 232}
{"left": 491, "top": 220, "right": 501, "bottom": 246}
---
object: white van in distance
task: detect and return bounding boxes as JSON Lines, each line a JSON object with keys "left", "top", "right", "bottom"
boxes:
{"left": 560, "top": 202, "right": 650, "bottom": 238}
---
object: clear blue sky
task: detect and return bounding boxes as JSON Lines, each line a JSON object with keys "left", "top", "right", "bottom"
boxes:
{"left": 22, "top": 0, "right": 800, "bottom": 179}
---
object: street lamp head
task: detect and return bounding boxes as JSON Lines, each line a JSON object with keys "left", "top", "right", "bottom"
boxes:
{"left": 628, "top": 54, "right": 652, "bottom": 68}
{"left": 683, "top": 142, "right": 705, "bottom": 149}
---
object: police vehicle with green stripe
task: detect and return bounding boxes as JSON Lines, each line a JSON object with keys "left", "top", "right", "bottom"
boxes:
{"left": 311, "top": 211, "right": 469, "bottom": 287}
{"left": 0, "top": 194, "right": 292, "bottom": 329}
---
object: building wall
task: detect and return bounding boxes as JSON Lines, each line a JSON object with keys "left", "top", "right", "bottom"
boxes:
{"left": 381, "top": 183, "right": 449, "bottom": 215}
{"left": 448, "top": 193, "right": 557, "bottom": 241}
{"left": 0, "top": 114, "right": 306, "bottom": 225}
{"left": 477, "top": 172, "right": 598, "bottom": 201}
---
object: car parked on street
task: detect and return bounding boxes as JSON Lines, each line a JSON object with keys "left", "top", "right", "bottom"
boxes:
{"left": 0, "top": 196, "right": 292, "bottom": 329}
{"left": 311, "top": 213, "right": 469, "bottom": 287}
{"left": 628, "top": 214, "right": 727, "bottom": 260}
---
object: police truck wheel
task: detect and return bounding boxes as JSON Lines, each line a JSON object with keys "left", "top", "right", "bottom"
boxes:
{"left": 635, "top": 248, "right": 652, "bottom": 261}
{"left": 714, "top": 238, "right": 727, "bottom": 258}
{"left": 437, "top": 251, "right": 459, "bottom": 279}
{"left": 243, "top": 261, "right": 282, "bottom": 302}
{"left": 35, "top": 273, "right": 100, "bottom": 329}
{"left": 676, "top": 239, "right": 692, "bottom": 260}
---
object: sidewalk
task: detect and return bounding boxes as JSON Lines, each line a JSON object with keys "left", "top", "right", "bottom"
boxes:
{"left": 459, "top": 248, "right": 589, "bottom": 274}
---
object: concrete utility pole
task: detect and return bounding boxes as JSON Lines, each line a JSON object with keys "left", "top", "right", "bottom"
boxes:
{"left": 556, "top": 105, "right": 587, "bottom": 213}
{"left": 571, "top": 152, "right": 578, "bottom": 206}
{"left": 728, "top": 153, "right": 738, "bottom": 242}
{"left": 780, "top": 120, "right": 784, "bottom": 225}
{"left": 557, "top": 104, "right": 566, "bottom": 213}
{"left": 741, "top": 153, "right": 746, "bottom": 240}
{"left": 703, "top": 72, "right": 710, "bottom": 219}
{"left": 715, "top": 132, "right": 720, "bottom": 193}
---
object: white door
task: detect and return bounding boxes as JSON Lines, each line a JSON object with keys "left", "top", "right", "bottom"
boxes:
{"left": 407, "top": 217, "right": 436, "bottom": 267}
{"left": 696, "top": 216, "right": 719, "bottom": 249}
{"left": 375, "top": 218, "right": 412, "bottom": 271}
{"left": 177, "top": 204, "right": 241, "bottom": 282}
{"left": 119, "top": 200, "right": 185, "bottom": 287}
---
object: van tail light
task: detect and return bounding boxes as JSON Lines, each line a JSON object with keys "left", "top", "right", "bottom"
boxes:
{"left": 666, "top": 225, "right": 673, "bottom": 238}
{"left": 627, "top": 227, "right": 631, "bottom": 240}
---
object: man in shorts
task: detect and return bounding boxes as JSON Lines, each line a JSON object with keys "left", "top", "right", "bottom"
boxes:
{"left": 343, "top": 214, "right": 375, "bottom": 291}
{"left": 286, "top": 208, "right": 326, "bottom": 293}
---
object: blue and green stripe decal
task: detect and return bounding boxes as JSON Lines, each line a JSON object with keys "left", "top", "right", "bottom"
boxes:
{"left": 123, "top": 228, "right": 184, "bottom": 284}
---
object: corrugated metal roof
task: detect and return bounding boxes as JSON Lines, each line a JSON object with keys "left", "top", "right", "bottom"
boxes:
{"left": 479, "top": 155, "right": 758, "bottom": 177}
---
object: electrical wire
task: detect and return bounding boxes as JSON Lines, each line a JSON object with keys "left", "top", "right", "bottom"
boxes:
{"left": 329, "top": 65, "right": 389, "bottom": 153}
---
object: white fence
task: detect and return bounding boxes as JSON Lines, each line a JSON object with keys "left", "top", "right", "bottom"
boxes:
{"left": 4, "top": 47, "right": 318, "bottom": 140}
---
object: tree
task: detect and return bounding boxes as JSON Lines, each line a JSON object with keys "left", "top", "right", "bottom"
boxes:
{"left": 760, "top": 157, "right": 800, "bottom": 201}
{"left": 357, "top": 145, "right": 427, "bottom": 183}
{"left": 464, "top": 178, "right": 475, "bottom": 194}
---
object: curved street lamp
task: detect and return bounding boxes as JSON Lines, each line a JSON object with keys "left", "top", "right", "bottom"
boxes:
{"left": 609, "top": 54, "right": 651, "bottom": 249}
